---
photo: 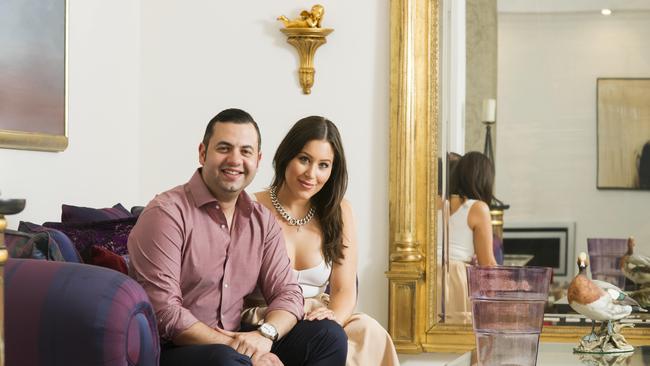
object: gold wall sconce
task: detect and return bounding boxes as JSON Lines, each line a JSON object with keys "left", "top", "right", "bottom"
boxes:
{"left": 277, "top": 5, "right": 333, "bottom": 94}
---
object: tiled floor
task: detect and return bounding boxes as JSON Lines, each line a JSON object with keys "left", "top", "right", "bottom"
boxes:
{"left": 398, "top": 351, "right": 463, "bottom": 366}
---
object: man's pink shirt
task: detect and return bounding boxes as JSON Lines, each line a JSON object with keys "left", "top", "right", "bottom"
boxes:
{"left": 128, "top": 170, "right": 304, "bottom": 341}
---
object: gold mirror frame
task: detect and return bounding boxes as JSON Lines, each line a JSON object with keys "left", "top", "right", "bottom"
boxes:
{"left": 386, "top": 0, "right": 650, "bottom": 353}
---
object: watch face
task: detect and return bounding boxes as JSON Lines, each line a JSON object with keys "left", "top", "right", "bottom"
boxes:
{"left": 260, "top": 323, "right": 278, "bottom": 340}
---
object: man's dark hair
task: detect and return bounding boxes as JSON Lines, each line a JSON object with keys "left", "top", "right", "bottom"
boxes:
{"left": 202, "top": 108, "right": 261, "bottom": 150}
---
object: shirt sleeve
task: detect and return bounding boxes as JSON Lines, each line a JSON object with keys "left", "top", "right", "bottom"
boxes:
{"left": 258, "top": 215, "right": 304, "bottom": 321}
{"left": 127, "top": 205, "right": 198, "bottom": 341}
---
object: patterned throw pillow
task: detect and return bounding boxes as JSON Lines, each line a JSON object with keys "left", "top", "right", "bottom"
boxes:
{"left": 61, "top": 203, "right": 132, "bottom": 223}
{"left": 18, "top": 221, "right": 82, "bottom": 263}
{"left": 44, "top": 217, "right": 137, "bottom": 257}
{"left": 4, "top": 229, "right": 66, "bottom": 261}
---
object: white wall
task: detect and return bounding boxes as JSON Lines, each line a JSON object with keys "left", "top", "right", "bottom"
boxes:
{"left": 1, "top": 0, "right": 391, "bottom": 326}
{"left": 2, "top": 2, "right": 463, "bottom": 362}
{"left": 1, "top": 1, "right": 391, "bottom": 324}
{"left": 137, "top": 0, "right": 390, "bottom": 325}
{"left": 496, "top": 11, "right": 650, "bottom": 258}
{"left": 2, "top": 0, "right": 141, "bottom": 226}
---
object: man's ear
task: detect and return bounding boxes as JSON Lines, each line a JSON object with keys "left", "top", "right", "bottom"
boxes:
{"left": 199, "top": 143, "right": 206, "bottom": 165}
{"left": 257, "top": 151, "right": 262, "bottom": 168}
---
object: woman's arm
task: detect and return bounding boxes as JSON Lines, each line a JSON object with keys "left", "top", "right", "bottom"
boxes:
{"left": 468, "top": 200, "right": 497, "bottom": 266}
{"left": 324, "top": 199, "right": 358, "bottom": 324}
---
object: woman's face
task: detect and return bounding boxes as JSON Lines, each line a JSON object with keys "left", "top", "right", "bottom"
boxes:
{"left": 283, "top": 139, "right": 334, "bottom": 200}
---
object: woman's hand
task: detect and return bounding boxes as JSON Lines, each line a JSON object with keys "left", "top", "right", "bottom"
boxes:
{"left": 304, "top": 307, "right": 339, "bottom": 324}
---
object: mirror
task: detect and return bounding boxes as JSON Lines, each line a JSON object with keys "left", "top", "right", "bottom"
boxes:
{"left": 440, "top": 0, "right": 650, "bottom": 324}
{"left": 386, "top": 0, "right": 650, "bottom": 353}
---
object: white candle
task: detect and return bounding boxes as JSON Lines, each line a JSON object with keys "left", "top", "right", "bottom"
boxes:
{"left": 481, "top": 98, "right": 496, "bottom": 122}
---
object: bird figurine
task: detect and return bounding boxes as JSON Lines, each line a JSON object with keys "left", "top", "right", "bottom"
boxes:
{"left": 620, "top": 237, "right": 650, "bottom": 287}
{"left": 568, "top": 253, "right": 644, "bottom": 337}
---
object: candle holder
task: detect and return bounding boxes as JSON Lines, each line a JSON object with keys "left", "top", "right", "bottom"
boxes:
{"left": 481, "top": 104, "right": 508, "bottom": 210}
{"left": 481, "top": 99, "right": 509, "bottom": 264}
{"left": 481, "top": 98, "right": 497, "bottom": 162}
{"left": 483, "top": 119, "right": 496, "bottom": 163}
{"left": 0, "top": 194, "right": 26, "bottom": 366}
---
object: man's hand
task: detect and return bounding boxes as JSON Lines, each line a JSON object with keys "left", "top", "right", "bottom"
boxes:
{"left": 216, "top": 328, "right": 274, "bottom": 362}
{"left": 253, "top": 352, "right": 283, "bottom": 366}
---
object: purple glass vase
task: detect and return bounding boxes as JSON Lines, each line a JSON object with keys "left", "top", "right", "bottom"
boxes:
{"left": 587, "top": 238, "right": 627, "bottom": 289}
{"left": 467, "top": 265, "right": 552, "bottom": 366}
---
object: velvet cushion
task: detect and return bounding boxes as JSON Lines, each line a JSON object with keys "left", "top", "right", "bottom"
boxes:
{"left": 4, "top": 229, "right": 65, "bottom": 261}
{"left": 85, "top": 245, "right": 128, "bottom": 274}
{"left": 44, "top": 217, "right": 137, "bottom": 257}
{"left": 130, "top": 205, "right": 145, "bottom": 217}
{"left": 61, "top": 203, "right": 132, "bottom": 223}
{"left": 18, "top": 221, "right": 82, "bottom": 263}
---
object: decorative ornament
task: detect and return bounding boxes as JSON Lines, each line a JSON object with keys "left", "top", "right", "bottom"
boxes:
{"left": 277, "top": 5, "right": 333, "bottom": 94}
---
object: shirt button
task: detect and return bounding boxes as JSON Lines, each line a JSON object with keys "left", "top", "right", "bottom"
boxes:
{"left": 224, "top": 283, "right": 229, "bottom": 288}
{"left": 216, "top": 205, "right": 220, "bottom": 210}
{"left": 220, "top": 224, "right": 226, "bottom": 229}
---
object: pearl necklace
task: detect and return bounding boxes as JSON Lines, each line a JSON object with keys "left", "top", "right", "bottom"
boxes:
{"left": 269, "top": 186, "right": 315, "bottom": 230}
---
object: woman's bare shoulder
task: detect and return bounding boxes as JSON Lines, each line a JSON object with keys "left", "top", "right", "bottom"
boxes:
{"left": 469, "top": 199, "right": 489, "bottom": 212}
{"left": 467, "top": 200, "right": 491, "bottom": 226}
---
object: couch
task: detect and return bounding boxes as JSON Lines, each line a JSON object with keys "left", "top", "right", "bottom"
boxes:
{"left": 5, "top": 258, "right": 160, "bottom": 366}
{"left": 3, "top": 202, "right": 160, "bottom": 365}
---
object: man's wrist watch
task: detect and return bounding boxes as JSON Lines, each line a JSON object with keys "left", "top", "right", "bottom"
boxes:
{"left": 258, "top": 322, "right": 279, "bottom": 342}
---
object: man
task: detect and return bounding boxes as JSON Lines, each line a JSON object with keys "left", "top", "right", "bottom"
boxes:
{"left": 128, "top": 108, "right": 347, "bottom": 366}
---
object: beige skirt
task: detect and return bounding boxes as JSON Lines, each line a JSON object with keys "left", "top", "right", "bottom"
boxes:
{"left": 242, "top": 293, "right": 400, "bottom": 366}
{"left": 437, "top": 259, "right": 472, "bottom": 324}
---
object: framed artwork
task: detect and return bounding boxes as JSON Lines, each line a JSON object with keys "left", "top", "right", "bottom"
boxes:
{"left": 597, "top": 78, "right": 650, "bottom": 190}
{"left": 0, "top": 0, "right": 68, "bottom": 152}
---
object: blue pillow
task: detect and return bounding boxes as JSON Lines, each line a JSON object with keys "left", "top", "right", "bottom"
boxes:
{"left": 5, "top": 229, "right": 66, "bottom": 261}
{"left": 19, "top": 221, "right": 82, "bottom": 263}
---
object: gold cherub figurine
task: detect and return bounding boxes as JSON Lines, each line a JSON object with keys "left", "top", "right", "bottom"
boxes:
{"left": 277, "top": 4, "right": 324, "bottom": 28}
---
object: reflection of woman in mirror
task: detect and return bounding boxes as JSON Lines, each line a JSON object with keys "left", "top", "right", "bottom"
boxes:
{"left": 445, "top": 151, "right": 497, "bottom": 323}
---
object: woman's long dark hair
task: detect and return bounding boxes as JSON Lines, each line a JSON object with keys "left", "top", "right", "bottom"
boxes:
{"left": 272, "top": 116, "right": 348, "bottom": 265}
{"left": 450, "top": 151, "right": 494, "bottom": 204}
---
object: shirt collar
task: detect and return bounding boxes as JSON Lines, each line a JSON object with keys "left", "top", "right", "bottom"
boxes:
{"left": 188, "top": 168, "right": 254, "bottom": 215}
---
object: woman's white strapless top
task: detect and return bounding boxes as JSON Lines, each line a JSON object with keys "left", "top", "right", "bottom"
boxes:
{"left": 247, "top": 195, "right": 332, "bottom": 299}
{"left": 247, "top": 259, "right": 332, "bottom": 301}
{"left": 297, "top": 259, "right": 332, "bottom": 298}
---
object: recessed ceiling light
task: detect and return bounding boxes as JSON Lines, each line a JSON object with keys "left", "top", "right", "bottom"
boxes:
{"left": 601, "top": 9, "right": 612, "bottom": 16}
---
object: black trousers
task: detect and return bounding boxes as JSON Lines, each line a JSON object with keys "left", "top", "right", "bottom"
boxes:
{"left": 160, "top": 319, "right": 347, "bottom": 366}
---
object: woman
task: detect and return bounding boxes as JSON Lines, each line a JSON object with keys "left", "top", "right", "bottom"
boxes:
{"left": 443, "top": 151, "right": 497, "bottom": 323}
{"left": 244, "top": 116, "right": 399, "bottom": 366}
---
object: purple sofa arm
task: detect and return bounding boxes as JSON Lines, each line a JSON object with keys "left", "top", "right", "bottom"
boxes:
{"left": 5, "top": 258, "right": 160, "bottom": 366}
